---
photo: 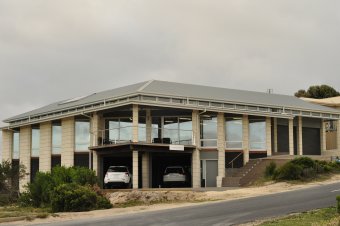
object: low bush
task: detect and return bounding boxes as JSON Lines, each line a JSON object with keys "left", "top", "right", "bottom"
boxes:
{"left": 337, "top": 196, "right": 340, "bottom": 214}
{"left": 264, "top": 162, "right": 277, "bottom": 178}
{"left": 20, "top": 166, "right": 111, "bottom": 212}
{"left": 274, "top": 162, "right": 303, "bottom": 180}
{"left": 291, "top": 157, "right": 315, "bottom": 169}
{"left": 51, "top": 183, "right": 98, "bottom": 212}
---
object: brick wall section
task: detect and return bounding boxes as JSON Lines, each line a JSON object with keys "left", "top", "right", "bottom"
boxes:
{"left": 39, "top": 122, "right": 52, "bottom": 172}
{"left": 132, "top": 151, "right": 139, "bottom": 189}
{"left": 297, "top": 116, "right": 303, "bottom": 155}
{"left": 1, "top": 129, "right": 13, "bottom": 161}
{"left": 289, "top": 118, "right": 294, "bottom": 155}
{"left": 217, "top": 112, "right": 225, "bottom": 187}
{"left": 266, "top": 117, "right": 272, "bottom": 156}
{"left": 61, "top": 117, "right": 74, "bottom": 167}
{"left": 192, "top": 110, "right": 201, "bottom": 188}
{"left": 142, "top": 152, "right": 150, "bottom": 188}
{"left": 19, "top": 126, "right": 31, "bottom": 192}
{"left": 242, "top": 115, "right": 249, "bottom": 164}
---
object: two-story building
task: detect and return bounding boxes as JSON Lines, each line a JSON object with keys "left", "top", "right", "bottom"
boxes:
{"left": 2, "top": 80, "right": 340, "bottom": 190}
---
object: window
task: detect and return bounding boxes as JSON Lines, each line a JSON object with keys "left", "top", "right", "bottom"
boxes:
{"left": 164, "top": 117, "right": 179, "bottom": 144}
{"left": 12, "top": 131, "right": 20, "bottom": 159}
{"left": 225, "top": 118, "right": 243, "bottom": 149}
{"left": 31, "top": 126, "right": 40, "bottom": 157}
{"left": 75, "top": 120, "right": 90, "bottom": 152}
{"left": 249, "top": 119, "right": 266, "bottom": 150}
{"left": 138, "top": 117, "right": 146, "bottom": 142}
{"left": 108, "top": 118, "right": 133, "bottom": 142}
{"left": 52, "top": 121, "right": 62, "bottom": 154}
{"left": 200, "top": 116, "right": 217, "bottom": 147}
{"left": 179, "top": 117, "right": 192, "bottom": 145}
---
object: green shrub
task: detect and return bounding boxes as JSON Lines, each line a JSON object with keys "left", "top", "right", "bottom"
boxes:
{"left": 291, "top": 157, "right": 315, "bottom": 169}
{"left": 51, "top": 183, "right": 98, "bottom": 212}
{"left": 70, "top": 167, "right": 98, "bottom": 186}
{"left": 26, "top": 172, "right": 54, "bottom": 207}
{"left": 337, "top": 196, "right": 340, "bottom": 213}
{"left": 96, "top": 195, "right": 113, "bottom": 209}
{"left": 274, "top": 162, "right": 303, "bottom": 180}
{"left": 265, "top": 162, "right": 277, "bottom": 178}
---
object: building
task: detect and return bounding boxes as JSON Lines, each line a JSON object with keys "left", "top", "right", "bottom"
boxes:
{"left": 2, "top": 80, "right": 340, "bottom": 190}
{"left": 301, "top": 96, "right": 340, "bottom": 151}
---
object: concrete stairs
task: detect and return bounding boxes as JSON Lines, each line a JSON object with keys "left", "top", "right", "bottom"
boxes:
{"left": 222, "top": 158, "right": 289, "bottom": 187}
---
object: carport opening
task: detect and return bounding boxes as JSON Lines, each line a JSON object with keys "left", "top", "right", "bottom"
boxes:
{"left": 151, "top": 152, "right": 192, "bottom": 188}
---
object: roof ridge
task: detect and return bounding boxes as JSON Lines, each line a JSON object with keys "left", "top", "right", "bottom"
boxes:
{"left": 137, "top": 80, "right": 154, "bottom": 92}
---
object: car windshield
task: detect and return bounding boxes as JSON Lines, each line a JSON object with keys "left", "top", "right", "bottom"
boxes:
{"left": 165, "top": 168, "right": 183, "bottom": 174}
{"left": 107, "top": 167, "right": 128, "bottom": 173}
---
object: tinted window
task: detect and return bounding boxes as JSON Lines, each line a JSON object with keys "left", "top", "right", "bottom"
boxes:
{"left": 108, "top": 167, "right": 128, "bottom": 172}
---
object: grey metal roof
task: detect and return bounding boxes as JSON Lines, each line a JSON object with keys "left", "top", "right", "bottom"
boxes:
{"left": 4, "top": 80, "right": 339, "bottom": 123}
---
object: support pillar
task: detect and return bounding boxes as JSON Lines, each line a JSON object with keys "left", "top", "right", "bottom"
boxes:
{"left": 40, "top": 122, "right": 52, "bottom": 172}
{"left": 338, "top": 120, "right": 340, "bottom": 151}
{"left": 146, "top": 109, "right": 152, "bottom": 143}
{"left": 217, "top": 112, "right": 225, "bottom": 187}
{"left": 91, "top": 112, "right": 102, "bottom": 175}
{"left": 289, "top": 118, "right": 294, "bottom": 155}
{"left": 132, "top": 104, "right": 139, "bottom": 143}
{"left": 242, "top": 115, "right": 249, "bottom": 164}
{"left": 192, "top": 110, "right": 201, "bottom": 188}
{"left": 320, "top": 120, "right": 326, "bottom": 153}
{"left": 297, "top": 116, "right": 303, "bottom": 155}
{"left": 61, "top": 117, "right": 74, "bottom": 167}
{"left": 273, "top": 118, "right": 278, "bottom": 153}
{"left": 132, "top": 151, "right": 139, "bottom": 189}
{"left": 142, "top": 152, "right": 150, "bottom": 188}
{"left": 19, "top": 126, "right": 31, "bottom": 192}
{"left": 1, "top": 129, "right": 13, "bottom": 162}
{"left": 266, "top": 117, "right": 272, "bottom": 156}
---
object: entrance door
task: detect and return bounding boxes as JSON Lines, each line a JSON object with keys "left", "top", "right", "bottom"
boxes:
{"left": 206, "top": 160, "right": 218, "bottom": 187}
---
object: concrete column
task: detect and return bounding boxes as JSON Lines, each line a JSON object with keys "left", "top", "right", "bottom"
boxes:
{"left": 142, "top": 152, "right": 150, "bottom": 188}
{"left": 338, "top": 120, "right": 340, "bottom": 151}
{"left": 39, "top": 122, "right": 52, "bottom": 172}
{"left": 242, "top": 115, "right": 249, "bottom": 164}
{"left": 61, "top": 117, "right": 74, "bottom": 167}
{"left": 273, "top": 118, "right": 278, "bottom": 153}
{"left": 1, "top": 129, "right": 13, "bottom": 162}
{"left": 19, "top": 126, "right": 31, "bottom": 192}
{"left": 192, "top": 110, "right": 201, "bottom": 188}
{"left": 91, "top": 112, "right": 102, "bottom": 175}
{"left": 216, "top": 112, "right": 225, "bottom": 187}
{"left": 288, "top": 118, "right": 294, "bottom": 155}
{"left": 132, "top": 151, "right": 139, "bottom": 189}
{"left": 146, "top": 109, "right": 152, "bottom": 143}
{"left": 320, "top": 120, "right": 327, "bottom": 153}
{"left": 297, "top": 116, "right": 303, "bottom": 155}
{"left": 266, "top": 117, "right": 272, "bottom": 157}
{"left": 132, "top": 104, "right": 139, "bottom": 142}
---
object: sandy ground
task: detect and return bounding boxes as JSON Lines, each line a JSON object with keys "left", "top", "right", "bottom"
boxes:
{"left": 5, "top": 174, "right": 340, "bottom": 225}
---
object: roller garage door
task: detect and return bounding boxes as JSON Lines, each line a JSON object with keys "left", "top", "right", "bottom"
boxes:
{"left": 302, "top": 127, "right": 321, "bottom": 155}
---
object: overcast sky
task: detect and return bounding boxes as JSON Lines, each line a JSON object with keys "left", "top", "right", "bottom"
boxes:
{"left": 1, "top": 1, "right": 340, "bottom": 155}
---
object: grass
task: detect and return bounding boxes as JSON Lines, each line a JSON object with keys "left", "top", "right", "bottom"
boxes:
{"left": 0, "top": 206, "right": 51, "bottom": 220}
{"left": 259, "top": 207, "right": 340, "bottom": 226}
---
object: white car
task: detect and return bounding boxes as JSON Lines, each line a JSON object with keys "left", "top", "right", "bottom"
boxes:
{"left": 104, "top": 166, "right": 132, "bottom": 189}
{"left": 163, "top": 166, "right": 187, "bottom": 187}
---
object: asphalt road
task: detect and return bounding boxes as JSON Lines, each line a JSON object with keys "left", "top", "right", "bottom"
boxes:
{"left": 30, "top": 182, "right": 340, "bottom": 226}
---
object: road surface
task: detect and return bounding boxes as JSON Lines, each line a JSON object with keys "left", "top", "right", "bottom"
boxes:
{"left": 25, "top": 182, "right": 340, "bottom": 226}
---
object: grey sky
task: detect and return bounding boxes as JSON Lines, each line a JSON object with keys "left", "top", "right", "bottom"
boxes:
{"left": 1, "top": 1, "right": 340, "bottom": 155}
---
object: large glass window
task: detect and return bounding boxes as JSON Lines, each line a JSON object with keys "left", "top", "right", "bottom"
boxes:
{"left": 138, "top": 117, "right": 146, "bottom": 142}
{"left": 75, "top": 120, "right": 90, "bottom": 151}
{"left": 226, "top": 117, "right": 243, "bottom": 149}
{"left": 12, "top": 131, "right": 20, "bottom": 159}
{"left": 151, "top": 117, "right": 161, "bottom": 142}
{"left": 31, "top": 126, "right": 40, "bottom": 157}
{"left": 249, "top": 119, "right": 266, "bottom": 150}
{"left": 164, "top": 117, "right": 179, "bottom": 144}
{"left": 200, "top": 116, "right": 217, "bottom": 147}
{"left": 179, "top": 117, "right": 192, "bottom": 145}
{"left": 108, "top": 118, "right": 133, "bottom": 142}
{"left": 52, "top": 121, "right": 62, "bottom": 155}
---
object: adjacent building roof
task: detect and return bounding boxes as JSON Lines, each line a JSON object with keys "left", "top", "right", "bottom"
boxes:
{"left": 3, "top": 80, "right": 340, "bottom": 127}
